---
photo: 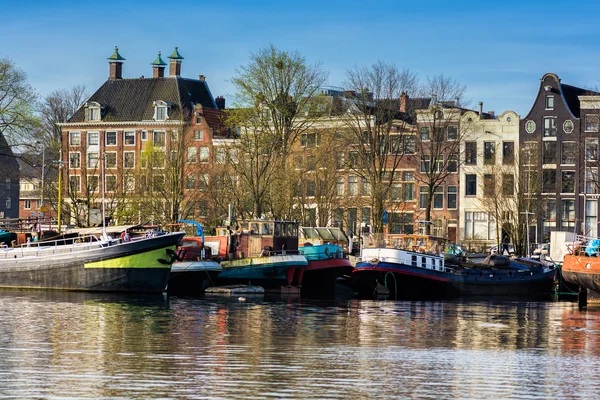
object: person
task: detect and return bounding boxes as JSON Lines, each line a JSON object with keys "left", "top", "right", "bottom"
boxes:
{"left": 121, "top": 230, "right": 131, "bottom": 242}
{"left": 502, "top": 235, "right": 510, "bottom": 255}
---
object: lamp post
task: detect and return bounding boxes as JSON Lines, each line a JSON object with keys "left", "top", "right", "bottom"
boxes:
{"left": 36, "top": 141, "right": 45, "bottom": 210}
{"left": 521, "top": 211, "right": 534, "bottom": 256}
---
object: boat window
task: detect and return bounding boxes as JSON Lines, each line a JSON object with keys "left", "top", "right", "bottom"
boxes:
{"left": 412, "top": 255, "right": 417, "bottom": 267}
{"left": 275, "top": 223, "right": 283, "bottom": 237}
{"left": 250, "top": 223, "right": 259, "bottom": 235}
{"left": 262, "top": 223, "right": 274, "bottom": 236}
{"left": 421, "top": 256, "right": 426, "bottom": 268}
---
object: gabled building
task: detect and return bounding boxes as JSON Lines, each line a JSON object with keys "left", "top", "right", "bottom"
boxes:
{"left": 0, "top": 132, "right": 19, "bottom": 219}
{"left": 58, "top": 47, "right": 227, "bottom": 226}
{"left": 520, "top": 73, "right": 600, "bottom": 242}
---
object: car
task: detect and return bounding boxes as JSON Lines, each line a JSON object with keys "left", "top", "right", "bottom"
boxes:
{"left": 489, "top": 244, "right": 515, "bottom": 255}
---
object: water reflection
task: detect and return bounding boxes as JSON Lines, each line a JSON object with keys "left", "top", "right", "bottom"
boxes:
{"left": 0, "top": 291, "right": 599, "bottom": 398}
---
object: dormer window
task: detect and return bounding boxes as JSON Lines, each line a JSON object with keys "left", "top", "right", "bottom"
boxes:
{"left": 153, "top": 100, "right": 169, "bottom": 121}
{"left": 85, "top": 101, "right": 102, "bottom": 121}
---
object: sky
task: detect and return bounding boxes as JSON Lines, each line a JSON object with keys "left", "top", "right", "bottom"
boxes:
{"left": 4, "top": 0, "right": 600, "bottom": 116}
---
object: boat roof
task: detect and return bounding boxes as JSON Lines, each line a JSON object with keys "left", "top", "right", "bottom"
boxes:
{"left": 66, "top": 224, "right": 143, "bottom": 236}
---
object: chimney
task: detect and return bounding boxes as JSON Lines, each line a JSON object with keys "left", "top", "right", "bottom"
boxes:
{"left": 199, "top": 75, "right": 206, "bottom": 81}
{"left": 215, "top": 96, "right": 226, "bottom": 110}
{"left": 107, "top": 46, "right": 125, "bottom": 80}
{"left": 478, "top": 101, "right": 483, "bottom": 115}
{"left": 488, "top": 111, "right": 495, "bottom": 118}
{"left": 400, "top": 91, "right": 408, "bottom": 113}
{"left": 431, "top": 94, "right": 437, "bottom": 104}
{"left": 151, "top": 51, "right": 167, "bottom": 78}
{"left": 167, "top": 46, "right": 184, "bottom": 77}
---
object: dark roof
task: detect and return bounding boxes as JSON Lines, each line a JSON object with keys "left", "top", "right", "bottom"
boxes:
{"left": 561, "top": 84, "right": 600, "bottom": 117}
{"left": 69, "top": 77, "right": 217, "bottom": 123}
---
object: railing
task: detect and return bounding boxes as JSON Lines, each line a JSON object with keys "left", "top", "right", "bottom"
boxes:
{"left": 0, "top": 234, "right": 103, "bottom": 260}
{"left": 362, "top": 247, "right": 454, "bottom": 273}
{"left": 568, "top": 235, "right": 600, "bottom": 256}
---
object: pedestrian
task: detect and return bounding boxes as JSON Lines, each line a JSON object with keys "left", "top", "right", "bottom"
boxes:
{"left": 502, "top": 235, "right": 510, "bottom": 255}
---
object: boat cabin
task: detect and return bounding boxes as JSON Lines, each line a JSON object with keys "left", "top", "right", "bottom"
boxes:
{"left": 208, "top": 220, "right": 299, "bottom": 259}
{"left": 368, "top": 234, "right": 447, "bottom": 255}
{"left": 299, "top": 227, "right": 348, "bottom": 249}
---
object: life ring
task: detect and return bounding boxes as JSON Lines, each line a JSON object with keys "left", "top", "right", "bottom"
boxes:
{"left": 369, "top": 258, "right": 379, "bottom": 265}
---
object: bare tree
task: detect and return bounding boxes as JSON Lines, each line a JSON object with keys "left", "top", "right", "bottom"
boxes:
{"left": 414, "top": 74, "right": 469, "bottom": 235}
{"left": 340, "top": 61, "right": 418, "bottom": 234}
{"left": 228, "top": 45, "right": 328, "bottom": 218}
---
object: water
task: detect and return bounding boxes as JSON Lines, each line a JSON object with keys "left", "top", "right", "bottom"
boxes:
{"left": 0, "top": 291, "right": 599, "bottom": 399}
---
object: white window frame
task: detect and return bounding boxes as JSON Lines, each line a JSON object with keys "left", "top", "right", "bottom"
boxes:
{"left": 141, "top": 130, "right": 148, "bottom": 141}
{"left": 105, "top": 175, "right": 117, "bottom": 192}
{"left": 194, "top": 130, "right": 204, "bottom": 141}
{"left": 69, "top": 152, "right": 81, "bottom": 169}
{"left": 69, "top": 175, "right": 81, "bottom": 193}
{"left": 87, "top": 175, "right": 99, "bottom": 192}
{"left": 24, "top": 200, "right": 31, "bottom": 210}
{"left": 123, "top": 151, "right": 135, "bottom": 169}
{"left": 105, "top": 131, "right": 118, "bottom": 146}
{"left": 69, "top": 132, "right": 81, "bottom": 146}
{"left": 124, "top": 131, "right": 136, "bottom": 146}
{"left": 153, "top": 101, "right": 169, "bottom": 121}
{"left": 105, "top": 152, "right": 117, "bottom": 169}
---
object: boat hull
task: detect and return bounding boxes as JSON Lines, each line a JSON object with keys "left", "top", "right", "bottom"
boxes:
{"left": 167, "top": 260, "right": 222, "bottom": 294}
{"left": 562, "top": 254, "right": 600, "bottom": 294}
{"left": 218, "top": 254, "right": 307, "bottom": 288}
{"left": 353, "top": 261, "right": 557, "bottom": 299}
{"left": 297, "top": 258, "right": 354, "bottom": 293}
{"left": 0, "top": 232, "right": 184, "bottom": 293}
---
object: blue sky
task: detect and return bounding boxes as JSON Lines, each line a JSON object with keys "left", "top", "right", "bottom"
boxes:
{"left": 4, "top": 0, "right": 600, "bottom": 116}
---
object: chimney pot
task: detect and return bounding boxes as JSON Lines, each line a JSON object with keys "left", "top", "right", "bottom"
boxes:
{"left": 199, "top": 75, "right": 206, "bottom": 81}
{"left": 400, "top": 91, "right": 408, "bottom": 113}
{"left": 478, "top": 101, "right": 483, "bottom": 115}
{"left": 215, "top": 96, "right": 226, "bottom": 110}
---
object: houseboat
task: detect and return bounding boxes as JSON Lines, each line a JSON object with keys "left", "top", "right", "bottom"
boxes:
{"left": 562, "top": 235, "right": 600, "bottom": 300}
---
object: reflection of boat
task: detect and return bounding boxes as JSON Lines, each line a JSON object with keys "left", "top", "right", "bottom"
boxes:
{"left": 0, "top": 231, "right": 184, "bottom": 292}
{"left": 352, "top": 234, "right": 557, "bottom": 299}
{"left": 211, "top": 220, "right": 307, "bottom": 293}
{"left": 297, "top": 227, "right": 354, "bottom": 293}
{"left": 562, "top": 235, "right": 600, "bottom": 296}
{"left": 166, "top": 221, "right": 222, "bottom": 294}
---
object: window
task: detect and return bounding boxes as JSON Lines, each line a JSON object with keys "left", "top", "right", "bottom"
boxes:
{"left": 447, "top": 186, "right": 457, "bottom": 209}
{"left": 155, "top": 105, "right": 167, "bottom": 121}
{"left": 420, "top": 155, "right": 431, "bottom": 173}
{"left": 186, "top": 175, "right": 196, "bottom": 190}
{"left": 432, "top": 219, "right": 443, "bottom": 237}
{"left": 361, "top": 177, "right": 371, "bottom": 196}
{"left": 586, "top": 114, "right": 599, "bottom": 132}
{"left": 466, "top": 174, "right": 477, "bottom": 196}
{"left": 335, "top": 177, "right": 344, "bottom": 196}
{"left": 542, "top": 169, "right": 556, "bottom": 193}
{"left": 199, "top": 147, "right": 209, "bottom": 162}
{"left": 124, "top": 176, "right": 135, "bottom": 192}
{"left": 525, "top": 120, "right": 536, "bottom": 133}
{"left": 198, "top": 174, "right": 209, "bottom": 190}
{"left": 586, "top": 138, "right": 598, "bottom": 161}
{"left": 403, "top": 182, "right": 414, "bottom": 201}
{"left": 154, "top": 151, "right": 165, "bottom": 167}
{"left": 69, "top": 132, "right": 81, "bottom": 146}
{"left": 586, "top": 167, "right": 599, "bottom": 194}
{"left": 124, "top": 152, "right": 135, "bottom": 168}
{"left": 433, "top": 186, "right": 443, "bottom": 209}
{"left": 69, "top": 152, "right": 81, "bottom": 169}
{"left": 24, "top": 200, "right": 31, "bottom": 210}
{"left": 484, "top": 142, "right": 495, "bottom": 165}
{"left": 484, "top": 174, "right": 495, "bottom": 197}
{"left": 120, "top": 131, "right": 134, "bottom": 146}
{"left": 542, "top": 141, "right": 557, "bottom": 164}
{"left": 171, "top": 130, "right": 179, "bottom": 142}
{"left": 194, "top": 130, "right": 204, "bottom": 141}
{"left": 87, "top": 175, "right": 99, "bottom": 192}
{"left": 419, "top": 126, "right": 430, "bottom": 141}
{"left": 561, "top": 171, "right": 575, "bottom": 193}
{"left": 586, "top": 200, "right": 598, "bottom": 238}
{"left": 141, "top": 130, "right": 148, "bottom": 141}
{"left": 545, "top": 95, "right": 554, "bottom": 110}
{"left": 306, "top": 180, "right": 316, "bottom": 197}
{"left": 216, "top": 148, "right": 227, "bottom": 164}
{"left": 391, "top": 183, "right": 402, "bottom": 201}
{"left": 196, "top": 114, "right": 202, "bottom": 124}
{"left": 187, "top": 147, "right": 197, "bottom": 163}
{"left": 87, "top": 132, "right": 99, "bottom": 146}
{"left": 502, "top": 142, "right": 514, "bottom": 165}
{"left": 336, "top": 152, "right": 345, "bottom": 169}
{"left": 561, "top": 142, "right": 576, "bottom": 164}
{"left": 5, "top": 197, "right": 10, "bottom": 209}
{"left": 105, "top": 175, "right": 117, "bottom": 192}
{"left": 543, "top": 117, "right": 557, "bottom": 137}
{"left": 502, "top": 174, "right": 514, "bottom": 196}
{"left": 69, "top": 176, "right": 80, "bottom": 193}
{"left": 447, "top": 126, "right": 457, "bottom": 140}
{"left": 361, "top": 208, "right": 371, "bottom": 225}
{"left": 105, "top": 131, "right": 117, "bottom": 146}
{"left": 349, "top": 151, "right": 358, "bottom": 168}
{"left": 564, "top": 120, "right": 574, "bottom": 134}
{"left": 433, "top": 127, "right": 444, "bottom": 142}
{"left": 301, "top": 133, "right": 320, "bottom": 148}
{"left": 87, "top": 152, "right": 99, "bottom": 169}
{"left": 87, "top": 104, "right": 101, "bottom": 121}
{"left": 465, "top": 212, "right": 494, "bottom": 240}
{"left": 562, "top": 199, "right": 576, "bottom": 230}
{"left": 465, "top": 142, "right": 477, "bottom": 165}
{"left": 105, "top": 152, "right": 117, "bottom": 168}
{"left": 445, "top": 154, "right": 457, "bottom": 173}
{"left": 419, "top": 186, "right": 428, "bottom": 208}
{"left": 348, "top": 175, "right": 358, "bottom": 196}
{"left": 403, "top": 135, "right": 416, "bottom": 154}
{"left": 152, "top": 131, "right": 165, "bottom": 147}
{"left": 389, "top": 213, "right": 414, "bottom": 235}
{"left": 433, "top": 156, "right": 443, "bottom": 172}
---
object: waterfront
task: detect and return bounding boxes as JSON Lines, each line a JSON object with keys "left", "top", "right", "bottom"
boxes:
{"left": 0, "top": 291, "right": 600, "bottom": 399}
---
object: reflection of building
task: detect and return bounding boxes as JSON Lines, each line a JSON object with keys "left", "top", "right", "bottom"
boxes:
{"left": 459, "top": 105, "right": 520, "bottom": 247}
{"left": 58, "top": 47, "right": 227, "bottom": 225}
{"left": 520, "top": 73, "right": 600, "bottom": 241}
{"left": 0, "top": 132, "right": 20, "bottom": 219}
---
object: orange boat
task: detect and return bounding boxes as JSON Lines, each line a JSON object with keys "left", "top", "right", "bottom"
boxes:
{"left": 562, "top": 236, "right": 600, "bottom": 295}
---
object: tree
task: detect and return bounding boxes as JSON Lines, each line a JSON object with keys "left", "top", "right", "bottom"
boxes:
{"left": 0, "top": 58, "right": 39, "bottom": 145}
{"left": 228, "top": 44, "right": 328, "bottom": 218}
{"left": 413, "top": 74, "right": 469, "bottom": 235}
{"left": 340, "top": 61, "right": 418, "bottom": 234}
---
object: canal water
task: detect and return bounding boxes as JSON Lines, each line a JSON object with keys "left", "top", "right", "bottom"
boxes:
{"left": 0, "top": 291, "right": 599, "bottom": 399}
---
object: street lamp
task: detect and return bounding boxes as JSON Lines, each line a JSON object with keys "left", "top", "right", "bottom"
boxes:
{"left": 521, "top": 211, "right": 534, "bottom": 256}
{"left": 35, "top": 141, "right": 45, "bottom": 211}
